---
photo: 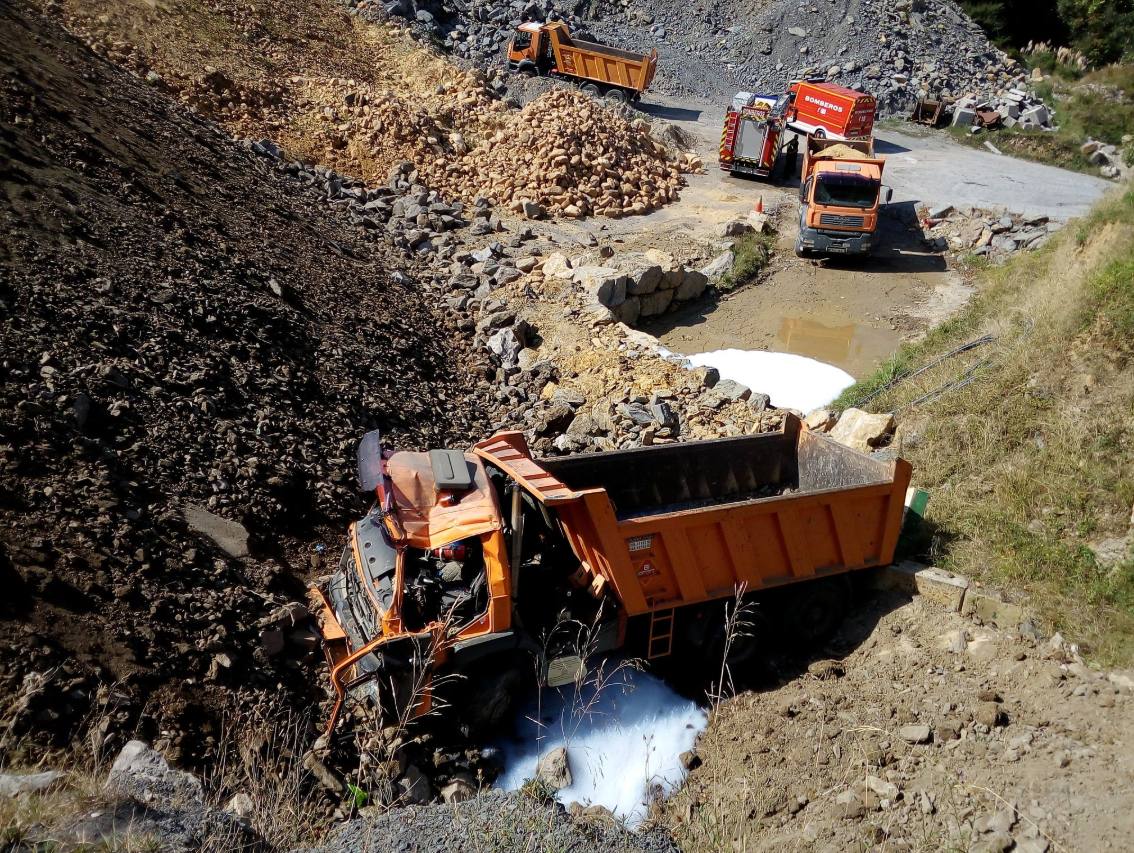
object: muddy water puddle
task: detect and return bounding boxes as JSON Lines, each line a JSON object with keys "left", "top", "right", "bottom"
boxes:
{"left": 773, "top": 316, "right": 900, "bottom": 376}
{"left": 649, "top": 298, "right": 903, "bottom": 379}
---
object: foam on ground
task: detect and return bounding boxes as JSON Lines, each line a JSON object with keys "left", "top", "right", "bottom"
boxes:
{"left": 684, "top": 348, "right": 854, "bottom": 412}
{"left": 494, "top": 667, "right": 707, "bottom": 827}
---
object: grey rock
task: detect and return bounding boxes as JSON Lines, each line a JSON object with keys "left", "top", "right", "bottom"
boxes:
{"left": 107, "top": 741, "right": 204, "bottom": 808}
{"left": 0, "top": 771, "right": 65, "bottom": 798}
{"left": 700, "top": 250, "right": 734, "bottom": 281}
{"left": 487, "top": 327, "right": 523, "bottom": 370}
{"left": 897, "top": 724, "right": 932, "bottom": 744}
{"left": 183, "top": 504, "right": 249, "bottom": 559}
{"left": 713, "top": 379, "right": 751, "bottom": 402}
{"left": 674, "top": 269, "right": 708, "bottom": 301}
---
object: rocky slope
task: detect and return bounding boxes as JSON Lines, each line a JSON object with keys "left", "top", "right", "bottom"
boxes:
{"left": 373, "top": 0, "right": 1024, "bottom": 113}
{"left": 0, "top": 0, "right": 491, "bottom": 765}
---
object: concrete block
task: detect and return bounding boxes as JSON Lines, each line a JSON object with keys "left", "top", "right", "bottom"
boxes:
{"left": 1022, "top": 104, "right": 1049, "bottom": 126}
{"left": 876, "top": 561, "right": 969, "bottom": 612}
{"left": 951, "top": 107, "right": 976, "bottom": 128}
{"left": 961, "top": 589, "right": 1028, "bottom": 629}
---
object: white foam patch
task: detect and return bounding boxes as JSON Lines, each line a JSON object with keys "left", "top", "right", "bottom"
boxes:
{"left": 684, "top": 348, "right": 855, "bottom": 412}
{"left": 494, "top": 667, "right": 707, "bottom": 827}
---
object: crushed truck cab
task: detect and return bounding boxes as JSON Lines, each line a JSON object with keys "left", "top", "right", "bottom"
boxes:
{"left": 316, "top": 416, "right": 912, "bottom": 731}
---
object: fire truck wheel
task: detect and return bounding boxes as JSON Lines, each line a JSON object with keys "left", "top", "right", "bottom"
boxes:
{"left": 580, "top": 83, "right": 601, "bottom": 98}
{"left": 781, "top": 576, "right": 848, "bottom": 647}
{"left": 813, "top": 127, "right": 827, "bottom": 139}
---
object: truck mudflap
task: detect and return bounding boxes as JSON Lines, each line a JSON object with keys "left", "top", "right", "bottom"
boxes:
{"left": 797, "top": 223, "right": 873, "bottom": 256}
{"left": 324, "top": 629, "right": 438, "bottom": 733}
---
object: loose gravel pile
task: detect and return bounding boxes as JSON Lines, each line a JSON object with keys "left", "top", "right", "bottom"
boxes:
{"left": 371, "top": 0, "right": 1025, "bottom": 115}
{"left": 310, "top": 790, "right": 680, "bottom": 853}
{"left": 431, "top": 89, "right": 689, "bottom": 218}
{"left": 310, "top": 85, "right": 689, "bottom": 218}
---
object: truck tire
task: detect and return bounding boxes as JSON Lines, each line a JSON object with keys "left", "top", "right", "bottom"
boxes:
{"left": 457, "top": 655, "right": 527, "bottom": 733}
{"left": 781, "top": 576, "right": 848, "bottom": 647}
{"left": 603, "top": 88, "right": 627, "bottom": 104}
{"left": 580, "top": 82, "right": 601, "bottom": 98}
{"left": 794, "top": 237, "right": 811, "bottom": 259}
{"left": 518, "top": 61, "right": 538, "bottom": 77}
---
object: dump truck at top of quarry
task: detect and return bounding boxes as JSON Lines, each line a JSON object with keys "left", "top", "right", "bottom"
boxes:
{"left": 313, "top": 416, "right": 912, "bottom": 732}
{"left": 506, "top": 21, "right": 658, "bottom": 102}
{"left": 796, "top": 136, "right": 892, "bottom": 258}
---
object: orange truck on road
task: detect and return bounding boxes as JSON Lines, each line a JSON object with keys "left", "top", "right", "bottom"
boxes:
{"left": 796, "top": 136, "right": 891, "bottom": 257}
{"left": 506, "top": 21, "right": 658, "bottom": 102}
{"left": 315, "top": 415, "right": 912, "bottom": 731}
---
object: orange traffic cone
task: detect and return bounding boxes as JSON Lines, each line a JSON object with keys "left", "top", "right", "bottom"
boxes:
{"left": 755, "top": 196, "right": 764, "bottom": 214}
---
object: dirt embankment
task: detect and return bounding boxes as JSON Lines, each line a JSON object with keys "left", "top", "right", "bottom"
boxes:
{"left": 0, "top": 0, "right": 491, "bottom": 766}
{"left": 664, "top": 588, "right": 1134, "bottom": 852}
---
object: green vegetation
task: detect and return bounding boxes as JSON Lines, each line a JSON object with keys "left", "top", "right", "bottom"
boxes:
{"left": 838, "top": 190, "right": 1134, "bottom": 665}
{"left": 945, "top": 60, "right": 1134, "bottom": 175}
{"left": 958, "top": 0, "right": 1134, "bottom": 66}
{"left": 717, "top": 232, "right": 774, "bottom": 292}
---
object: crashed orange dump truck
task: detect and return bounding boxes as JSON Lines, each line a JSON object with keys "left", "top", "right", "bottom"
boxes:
{"left": 314, "top": 414, "right": 912, "bottom": 730}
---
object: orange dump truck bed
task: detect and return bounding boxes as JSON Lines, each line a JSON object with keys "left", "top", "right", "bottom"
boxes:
{"left": 545, "top": 23, "right": 657, "bottom": 93}
{"left": 476, "top": 414, "right": 911, "bottom": 617}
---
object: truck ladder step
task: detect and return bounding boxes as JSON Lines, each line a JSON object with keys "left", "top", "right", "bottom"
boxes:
{"left": 647, "top": 607, "right": 675, "bottom": 659}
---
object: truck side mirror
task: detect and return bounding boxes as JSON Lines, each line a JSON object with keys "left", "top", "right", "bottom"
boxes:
{"left": 881, "top": 186, "right": 893, "bottom": 205}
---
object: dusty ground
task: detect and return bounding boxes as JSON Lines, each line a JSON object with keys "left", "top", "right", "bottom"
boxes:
{"left": 4, "top": 0, "right": 1131, "bottom": 850}
{"left": 662, "top": 582, "right": 1134, "bottom": 852}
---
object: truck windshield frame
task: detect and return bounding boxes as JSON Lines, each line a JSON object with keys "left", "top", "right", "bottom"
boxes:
{"left": 815, "top": 173, "right": 878, "bottom": 209}
{"left": 512, "top": 31, "right": 532, "bottom": 51}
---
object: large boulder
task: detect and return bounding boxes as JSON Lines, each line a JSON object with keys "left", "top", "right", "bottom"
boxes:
{"left": 638, "top": 288, "right": 674, "bottom": 317}
{"left": 536, "top": 747, "right": 572, "bottom": 790}
{"left": 645, "top": 249, "right": 684, "bottom": 290}
{"left": 615, "top": 295, "right": 641, "bottom": 326}
{"left": 106, "top": 741, "right": 203, "bottom": 808}
{"left": 828, "top": 408, "right": 894, "bottom": 452}
{"left": 674, "top": 269, "right": 709, "bottom": 301}
{"left": 573, "top": 266, "right": 627, "bottom": 308}
{"left": 616, "top": 256, "right": 666, "bottom": 297}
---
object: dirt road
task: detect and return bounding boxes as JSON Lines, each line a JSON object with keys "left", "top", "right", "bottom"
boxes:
{"left": 614, "top": 96, "right": 1113, "bottom": 378}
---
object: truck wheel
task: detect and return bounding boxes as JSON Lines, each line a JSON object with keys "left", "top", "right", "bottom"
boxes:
{"left": 604, "top": 88, "right": 627, "bottom": 104}
{"left": 580, "top": 82, "right": 601, "bottom": 99}
{"left": 458, "top": 656, "right": 527, "bottom": 733}
{"left": 795, "top": 238, "right": 811, "bottom": 258}
{"left": 781, "top": 576, "right": 848, "bottom": 647}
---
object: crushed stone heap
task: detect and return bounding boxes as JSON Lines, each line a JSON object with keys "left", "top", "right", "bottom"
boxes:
{"left": 430, "top": 89, "right": 690, "bottom": 218}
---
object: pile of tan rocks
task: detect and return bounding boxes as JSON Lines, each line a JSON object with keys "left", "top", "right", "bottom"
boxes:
{"left": 305, "top": 86, "right": 689, "bottom": 220}
{"left": 433, "top": 89, "right": 689, "bottom": 219}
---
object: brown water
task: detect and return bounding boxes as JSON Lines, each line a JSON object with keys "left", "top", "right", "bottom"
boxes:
{"left": 773, "top": 316, "right": 899, "bottom": 376}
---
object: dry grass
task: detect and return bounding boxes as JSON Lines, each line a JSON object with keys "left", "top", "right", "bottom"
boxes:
{"left": 837, "top": 189, "right": 1134, "bottom": 664}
